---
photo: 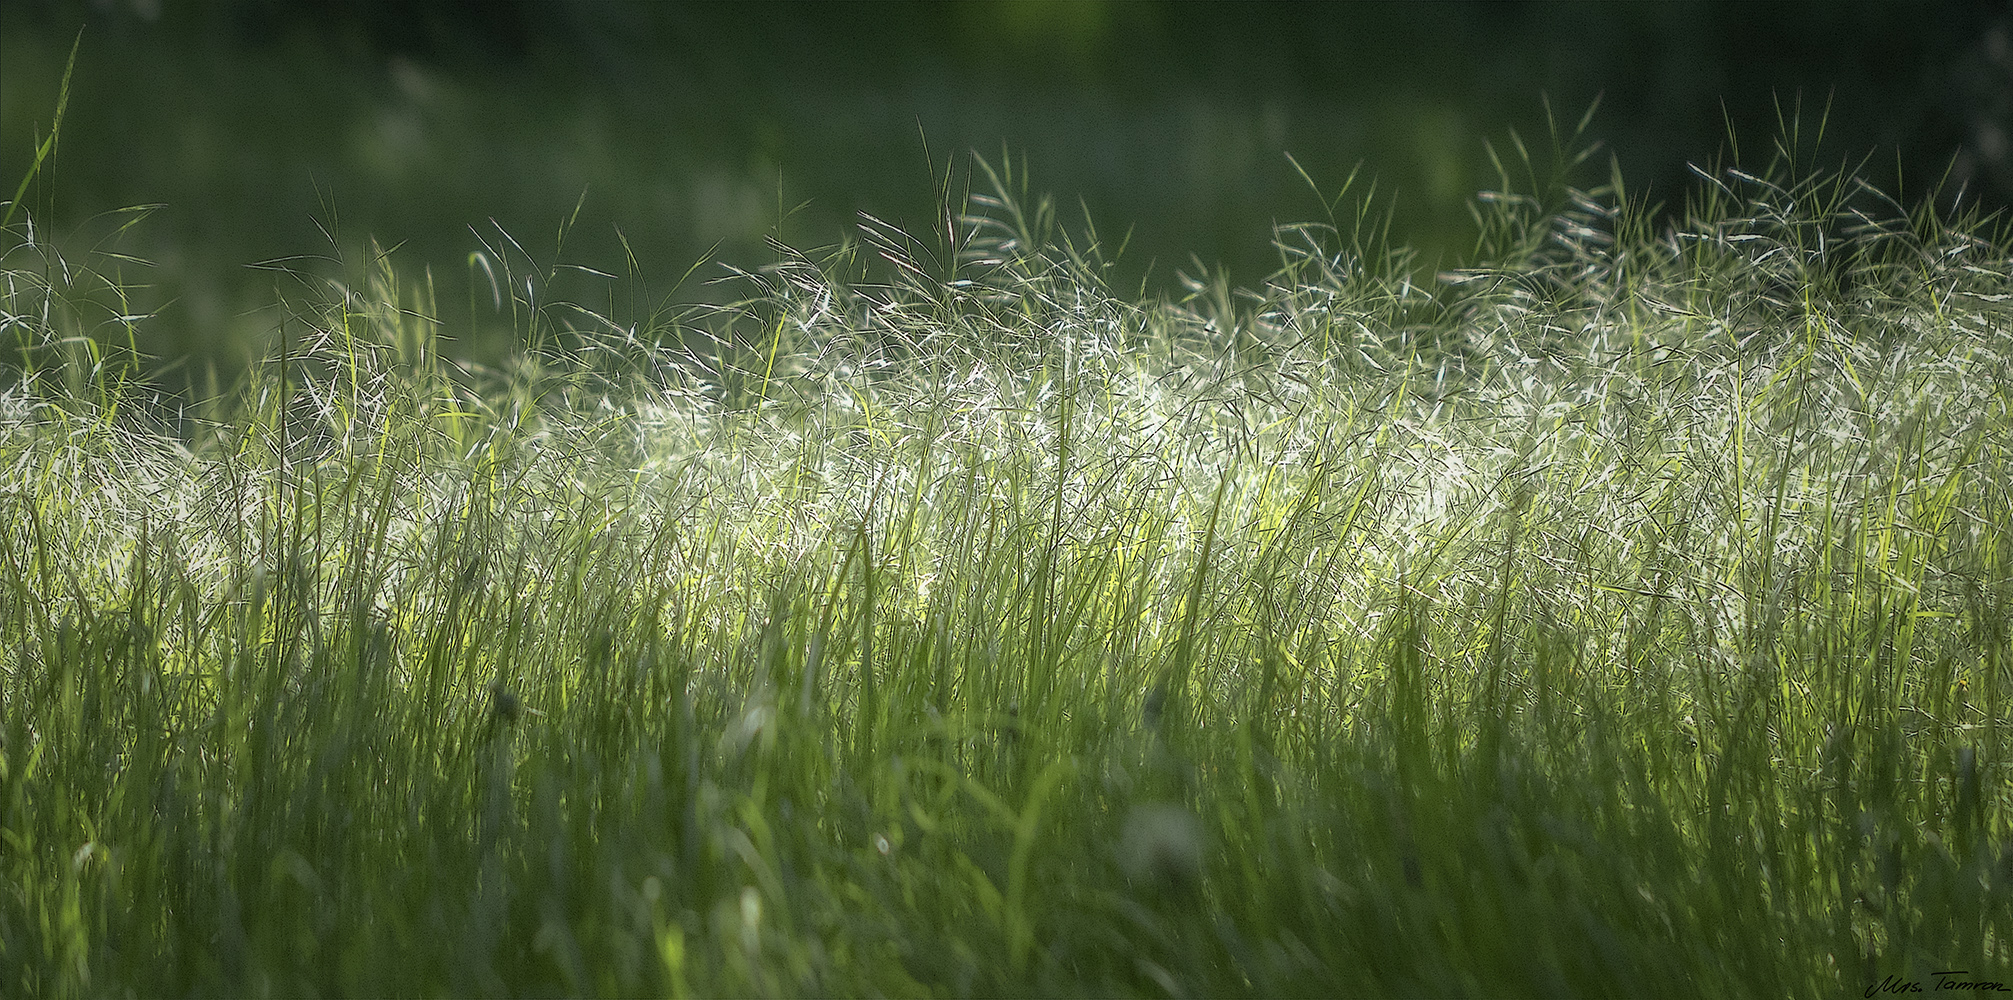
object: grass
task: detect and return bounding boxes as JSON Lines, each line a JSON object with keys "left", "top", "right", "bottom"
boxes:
{"left": 2, "top": 117, "right": 2011, "bottom": 996}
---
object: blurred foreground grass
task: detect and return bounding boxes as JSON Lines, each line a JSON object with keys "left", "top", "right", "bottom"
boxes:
{"left": 2, "top": 117, "right": 2012, "bottom": 995}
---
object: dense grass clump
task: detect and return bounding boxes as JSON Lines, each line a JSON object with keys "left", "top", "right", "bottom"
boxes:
{"left": 2, "top": 143, "right": 2010, "bottom": 996}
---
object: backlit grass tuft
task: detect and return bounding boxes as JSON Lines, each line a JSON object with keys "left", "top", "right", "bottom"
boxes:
{"left": 3, "top": 135, "right": 2010, "bottom": 996}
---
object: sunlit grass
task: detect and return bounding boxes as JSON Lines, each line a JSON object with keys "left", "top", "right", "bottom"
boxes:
{"left": 2, "top": 127, "right": 2010, "bottom": 996}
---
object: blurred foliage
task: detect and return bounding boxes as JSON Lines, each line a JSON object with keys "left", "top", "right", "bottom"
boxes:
{"left": 1, "top": 0, "right": 2007, "bottom": 383}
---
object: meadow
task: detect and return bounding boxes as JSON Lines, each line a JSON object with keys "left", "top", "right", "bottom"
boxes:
{"left": 2, "top": 103, "right": 2010, "bottom": 995}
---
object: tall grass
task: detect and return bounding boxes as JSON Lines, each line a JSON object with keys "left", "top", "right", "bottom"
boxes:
{"left": 2, "top": 130, "right": 2009, "bottom": 996}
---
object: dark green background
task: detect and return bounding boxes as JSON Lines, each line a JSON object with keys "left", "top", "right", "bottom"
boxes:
{"left": 3, "top": 0, "right": 2007, "bottom": 375}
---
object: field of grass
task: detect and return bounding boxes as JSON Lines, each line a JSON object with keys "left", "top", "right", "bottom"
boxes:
{"left": 3, "top": 110, "right": 2011, "bottom": 995}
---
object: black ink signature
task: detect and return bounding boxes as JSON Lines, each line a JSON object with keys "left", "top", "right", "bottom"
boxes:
{"left": 1866, "top": 971, "right": 2011, "bottom": 997}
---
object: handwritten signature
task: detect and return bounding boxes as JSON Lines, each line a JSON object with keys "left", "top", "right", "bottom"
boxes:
{"left": 1866, "top": 971, "right": 2011, "bottom": 997}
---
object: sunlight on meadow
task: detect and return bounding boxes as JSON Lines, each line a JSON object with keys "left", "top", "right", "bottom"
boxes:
{"left": 4, "top": 77, "right": 2011, "bottom": 991}
{"left": 4, "top": 0, "right": 2013, "bottom": 985}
